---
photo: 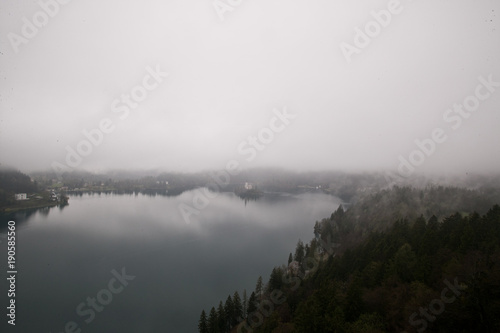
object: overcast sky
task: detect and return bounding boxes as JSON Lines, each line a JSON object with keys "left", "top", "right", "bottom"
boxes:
{"left": 0, "top": 0, "right": 499, "bottom": 175}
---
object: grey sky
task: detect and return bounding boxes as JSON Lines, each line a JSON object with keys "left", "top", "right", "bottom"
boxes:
{"left": 0, "top": 0, "right": 499, "bottom": 175}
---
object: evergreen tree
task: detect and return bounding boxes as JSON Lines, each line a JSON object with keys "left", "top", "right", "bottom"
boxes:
{"left": 331, "top": 205, "right": 344, "bottom": 225}
{"left": 421, "top": 215, "right": 439, "bottom": 256}
{"left": 321, "top": 220, "right": 334, "bottom": 243}
{"left": 314, "top": 221, "right": 321, "bottom": 238}
{"left": 288, "top": 252, "right": 293, "bottom": 265}
{"left": 305, "top": 244, "right": 311, "bottom": 258}
{"left": 309, "top": 239, "right": 319, "bottom": 259}
{"left": 255, "top": 276, "right": 263, "bottom": 299}
{"left": 390, "top": 243, "right": 417, "bottom": 282}
{"left": 217, "top": 301, "right": 226, "bottom": 333}
{"left": 224, "top": 295, "right": 234, "bottom": 331}
{"left": 196, "top": 186, "right": 500, "bottom": 333}
{"left": 268, "top": 266, "right": 283, "bottom": 291}
{"left": 247, "top": 291, "right": 258, "bottom": 315}
{"left": 207, "top": 307, "right": 219, "bottom": 333}
{"left": 411, "top": 215, "right": 427, "bottom": 254}
{"left": 294, "top": 239, "right": 305, "bottom": 263}
{"left": 233, "top": 291, "right": 243, "bottom": 325}
{"left": 344, "top": 275, "right": 364, "bottom": 322}
{"left": 198, "top": 310, "right": 208, "bottom": 333}
{"left": 294, "top": 296, "right": 323, "bottom": 332}
{"left": 242, "top": 289, "right": 248, "bottom": 319}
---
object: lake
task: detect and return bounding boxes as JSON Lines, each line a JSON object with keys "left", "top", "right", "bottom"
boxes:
{"left": 0, "top": 189, "right": 342, "bottom": 332}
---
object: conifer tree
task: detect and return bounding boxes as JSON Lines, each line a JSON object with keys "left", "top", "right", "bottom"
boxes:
{"left": 314, "top": 221, "right": 321, "bottom": 238}
{"left": 294, "top": 239, "right": 305, "bottom": 263}
{"left": 256, "top": 276, "right": 263, "bottom": 299}
{"left": 233, "top": 291, "right": 243, "bottom": 325}
{"left": 268, "top": 267, "right": 283, "bottom": 291}
{"left": 247, "top": 291, "right": 258, "bottom": 315}
{"left": 242, "top": 289, "right": 248, "bottom": 319}
{"left": 207, "top": 307, "right": 219, "bottom": 333}
{"left": 217, "top": 301, "right": 226, "bottom": 333}
{"left": 198, "top": 310, "right": 208, "bottom": 333}
{"left": 224, "top": 295, "right": 234, "bottom": 331}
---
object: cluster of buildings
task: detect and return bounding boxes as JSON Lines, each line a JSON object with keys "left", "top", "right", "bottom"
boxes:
{"left": 14, "top": 189, "right": 62, "bottom": 202}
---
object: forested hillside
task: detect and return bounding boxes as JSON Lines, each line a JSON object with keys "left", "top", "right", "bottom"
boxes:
{"left": 199, "top": 186, "right": 500, "bottom": 333}
{"left": 0, "top": 169, "right": 38, "bottom": 207}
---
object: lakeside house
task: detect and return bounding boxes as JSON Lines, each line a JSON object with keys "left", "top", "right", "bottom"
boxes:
{"left": 244, "top": 182, "right": 253, "bottom": 190}
{"left": 50, "top": 191, "right": 59, "bottom": 201}
{"left": 14, "top": 193, "right": 28, "bottom": 200}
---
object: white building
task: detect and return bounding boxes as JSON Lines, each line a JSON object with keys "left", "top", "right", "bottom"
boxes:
{"left": 15, "top": 193, "right": 27, "bottom": 200}
{"left": 244, "top": 182, "right": 253, "bottom": 190}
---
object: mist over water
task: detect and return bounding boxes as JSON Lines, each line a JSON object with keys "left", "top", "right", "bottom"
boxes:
{"left": 1, "top": 1, "right": 499, "bottom": 332}
{"left": 0, "top": 190, "right": 341, "bottom": 332}
{"left": 1, "top": 1, "right": 499, "bottom": 175}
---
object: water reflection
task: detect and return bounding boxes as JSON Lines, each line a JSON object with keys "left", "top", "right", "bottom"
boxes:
{"left": 0, "top": 203, "right": 69, "bottom": 234}
{"left": 0, "top": 190, "right": 342, "bottom": 332}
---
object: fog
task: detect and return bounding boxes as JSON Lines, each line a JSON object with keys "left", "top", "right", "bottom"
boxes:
{"left": 1, "top": 0, "right": 499, "bottom": 176}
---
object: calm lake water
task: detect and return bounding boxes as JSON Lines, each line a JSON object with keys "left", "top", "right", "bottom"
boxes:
{"left": 0, "top": 190, "right": 341, "bottom": 332}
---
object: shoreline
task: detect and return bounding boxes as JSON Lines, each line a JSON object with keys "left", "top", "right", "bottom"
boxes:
{"left": 1, "top": 201, "right": 61, "bottom": 213}
{"left": 1, "top": 196, "right": 69, "bottom": 213}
